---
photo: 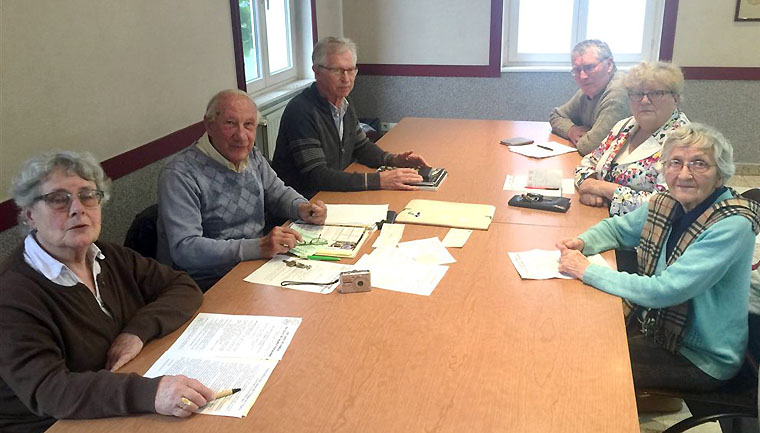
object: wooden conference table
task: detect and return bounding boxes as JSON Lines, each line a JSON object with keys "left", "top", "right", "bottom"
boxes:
{"left": 50, "top": 118, "right": 639, "bottom": 433}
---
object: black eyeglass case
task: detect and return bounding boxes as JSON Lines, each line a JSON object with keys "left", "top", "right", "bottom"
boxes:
{"left": 507, "top": 194, "right": 571, "bottom": 213}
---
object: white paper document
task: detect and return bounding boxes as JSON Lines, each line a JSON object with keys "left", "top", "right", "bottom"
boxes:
{"left": 372, "top": 223, "right": 405, "bottom": 248}
{"left": 508, "top": 249, "right": 610, "bottom": 280}
{"left": 355, "top": 248, "right": 448, "bottom": 296}
{"left": 244, "top": 255, "right": 355, "bottom": 294}
{"left": 325, "top": 204, "right": 388, "bottom": 226}
{"left": 144, "top": 313, "right": 302, "bottom": 418}
{"left": 441, "top": 228, "right": 472, "bottom": 248}
{"left": 502, "top": 175, "right": 575, "bottom": 197}
{"left": 397, "top": 237, "right": 456, "bottom": 265}
{"left": 507, "top": 142, "right": 576, "bottom": 159}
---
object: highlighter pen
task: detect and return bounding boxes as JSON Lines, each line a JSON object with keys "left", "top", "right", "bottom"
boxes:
{"left": 536, "top": 144, "right": 553, "bottom": 151}
{"left": 307, "top": 255, "right": 340, "bottom": 261}
{"left": 525, "top": 186, "right": 560, "bottom": 190}
{"left": 182, "top": 388, "right": 241, "bottom": 407}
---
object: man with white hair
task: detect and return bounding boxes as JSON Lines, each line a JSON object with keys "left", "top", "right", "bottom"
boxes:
{"left": 272, "top": 36, "right": 429, "bottom": 199}
{"left": 157, "top": 89, "right": 326, "bottom": 290}
{"left": 550, "top": 39, "right": 630, "bottom": 155}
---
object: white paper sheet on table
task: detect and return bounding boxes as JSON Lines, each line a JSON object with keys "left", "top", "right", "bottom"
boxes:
{"left": 355, "top": 248, "right": 448, "bottom": 296}
{"left": 372, "top": 223, "right": 405, "bottom": 248}
{"left": 396, "top": 237, "right": 456, "bottom": 265}
{"left": 144, "top": 313, "right": 302, "bottom": 418}
{"left": 508, "top": 249, "right": 610, "bottom": 280}
{"left": 441, "top": 228, "right": 472, "bottom": 248}
{"left": 244, "top": 255, "right": 355, "bottom": 294}
{"left": 325, "top": 204, "right": 388, "bottom": 226}
{"left": 507, "top": 142, "right": 576, "bottom": 159}
{"left": 503, "top": 175, "right": 575, "bottom": 197}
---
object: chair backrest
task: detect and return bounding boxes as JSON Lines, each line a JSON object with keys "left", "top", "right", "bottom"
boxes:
{"left": 124, "top": 204, "right": 159, "bottom": 259}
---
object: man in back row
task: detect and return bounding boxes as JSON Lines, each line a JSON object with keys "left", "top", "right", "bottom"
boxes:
{"left": 157, "top": 89, "right": 326, "bottom": 290}
{"left": 272, "top": 36, "right": 429, "bottom": 199}
{"left": 549, "top": 39, "right": 630, "bottom": 156}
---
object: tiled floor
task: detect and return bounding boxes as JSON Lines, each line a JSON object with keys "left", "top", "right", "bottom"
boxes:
{"left": 638, "top": 402, "right": 722, "bottom": 432}
{"left": 727, "top": 175, "right": 760, "bottom": 194}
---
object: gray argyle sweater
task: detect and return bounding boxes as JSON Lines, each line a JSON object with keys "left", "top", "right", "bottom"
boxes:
{"left": 157, "top": 139, "right": 307, "bottom": 289}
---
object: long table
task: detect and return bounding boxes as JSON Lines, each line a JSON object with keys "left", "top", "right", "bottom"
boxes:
{"left": 49, "top": 118, "right": 639, "bottom": 433}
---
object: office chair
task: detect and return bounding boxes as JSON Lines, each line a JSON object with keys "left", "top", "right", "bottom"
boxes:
{"left": 637, "top": 317, "right": 758, "bottom": 433}
{"left": 124, "top": 204, "right": 159, "bottom": 259}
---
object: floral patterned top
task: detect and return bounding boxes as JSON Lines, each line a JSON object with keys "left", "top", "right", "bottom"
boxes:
{"left": 574, "top": 109, "right": 690, "bottom": 216}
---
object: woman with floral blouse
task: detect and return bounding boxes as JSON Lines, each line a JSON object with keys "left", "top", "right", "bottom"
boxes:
{"left": 574, "top": 61, "right": 689, "bottom": 217}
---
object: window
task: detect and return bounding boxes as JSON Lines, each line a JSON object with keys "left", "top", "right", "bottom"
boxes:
{"left": 503, "top": 0, "right": 665, "bottom": 67}
{"left": 239, "top": 0, "right": 297, "bottom": 93}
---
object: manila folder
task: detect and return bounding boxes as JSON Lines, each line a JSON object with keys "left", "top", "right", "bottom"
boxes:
{"left": 395, "top": 199, "right": 495, "bottom": 230}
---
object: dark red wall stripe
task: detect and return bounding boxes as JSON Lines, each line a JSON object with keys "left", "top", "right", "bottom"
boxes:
{"left": 0, "top": 122, "right": 205, "bottom": 233}
{"left": 311, "top": 0, "right": 318, "bottom": 45}
{"left": 229, "top": 0, "right": 248, "bottom": 91}
{"left": 659, "top": 0, "right": 678, "bottom": 62}
{"left": 682, "top": 67, "right": 760, "bottom": 80}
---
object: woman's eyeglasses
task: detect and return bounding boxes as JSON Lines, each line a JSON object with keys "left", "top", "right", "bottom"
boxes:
{"left": 627, "top": 90, "right": 673, "bottom": 103}
{"left": 664, "top": 159, "right": 712, "bottom": 173}
{"left": 34, "top": 189, "right": 104, "bottom": 210}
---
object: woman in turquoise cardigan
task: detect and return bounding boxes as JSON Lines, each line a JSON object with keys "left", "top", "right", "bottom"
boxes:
{"left": 558, "top": 123, "right": 760, "bottom": 391}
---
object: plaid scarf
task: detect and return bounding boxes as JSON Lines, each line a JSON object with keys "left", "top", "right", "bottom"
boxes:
{"left": 623, "top": 189, "right": 760, "bottom": 353}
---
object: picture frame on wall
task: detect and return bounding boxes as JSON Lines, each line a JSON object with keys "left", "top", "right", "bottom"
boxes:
{"left": 735, "top": 0, "right": 760, "bottom": 21}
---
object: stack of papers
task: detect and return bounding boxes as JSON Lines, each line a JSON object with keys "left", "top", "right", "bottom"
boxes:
{"left": 354, "top": 237, "right": 452, "bottom": 296}
{"left": 324, "top": 204, "right": 388, "bottom": 227}
{"left": 503, "top": 174, "right": 576, "bottom": 197}
{"left": 144, "top": 314, "right": 301, "bottom": 418}
{"left": 396, "top": 199, "right": 496, "bottom": 230}
{"left": 507, "top": 142, "right": 575, "bottom": 159}
{"left": 507, "top": 249, "right": 610, "bottom": 280}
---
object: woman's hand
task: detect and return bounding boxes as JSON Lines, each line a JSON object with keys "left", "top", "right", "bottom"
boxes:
{"left": 578, "top": 178, "right": 618, "bottom": 202}
{"left": 556, "top": 238, "right": 584, "bottom": 251}
{"left": 154, "top": 375, "right": 216, "bottom": 417}
{"left": 558, "top": 249, "right": 591, "bottom": 280}
{"left": 106, "top": 333, "right": 144, "bottom": 372}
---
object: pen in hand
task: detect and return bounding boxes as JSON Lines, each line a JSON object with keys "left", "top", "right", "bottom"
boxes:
{"left": 183, "top": 388, "right": 241, "bottom": 407}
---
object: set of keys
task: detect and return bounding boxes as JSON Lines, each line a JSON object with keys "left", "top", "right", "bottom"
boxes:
{"left": 284, "top": 259, "right": 311, "bottom": 270}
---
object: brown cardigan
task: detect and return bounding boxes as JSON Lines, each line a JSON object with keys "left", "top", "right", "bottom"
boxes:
{"left": 0, "top": 241, "right": 203, "bottom": 433}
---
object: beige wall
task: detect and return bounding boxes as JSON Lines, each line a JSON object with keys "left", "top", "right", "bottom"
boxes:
{"left": 672, "top": 0, "right": 760, "bottom": 67}
{"left": 0, "top": 0, "right": 238, "bottom": 202}
{"left": 315, "top": 0, "right": 344, "bottom": 39}
{"left": 342, "top": 0, "right": 492, "bottom": 65}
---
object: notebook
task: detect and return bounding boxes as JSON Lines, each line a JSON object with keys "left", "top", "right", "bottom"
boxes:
{"left": 395, "top": 199, "right": 495, "bottom": 230}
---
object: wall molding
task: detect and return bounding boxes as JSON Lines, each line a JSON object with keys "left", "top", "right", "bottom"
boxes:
{"left": 357, "top": 0, "right": 503, "bottom": 78}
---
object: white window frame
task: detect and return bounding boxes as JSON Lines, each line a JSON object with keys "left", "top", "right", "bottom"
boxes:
{"left": 243, "top": 0, "right": 298, "bottom": 94}
{"left": 503, "top": 0, "right": 665, "bottom": 67}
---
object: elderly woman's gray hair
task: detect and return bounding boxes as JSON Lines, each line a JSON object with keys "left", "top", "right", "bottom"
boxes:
{"left": 312, "top": 36, "right": 357, "bottom": 66}
{"left": 623, "top": 61, "right": 685, "bottom": 95}
{"left": 11, "top": 151, "right": 112, "bottom": 226}
{"left": 204, "top": 89, "right": 256, "bottom": 123}
{"left": 662, "top": 123, "right": 735, "bottom": 183}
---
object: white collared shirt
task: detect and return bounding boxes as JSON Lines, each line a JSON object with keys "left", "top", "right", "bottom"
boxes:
{"left": 329, "top": 97, "right": 349, "bottom": 140}
{"left": 196, "top": 132, "right": 249, "bottom": 173}
{"left": 23, "top": 234, "right": 112, "bottom": 317}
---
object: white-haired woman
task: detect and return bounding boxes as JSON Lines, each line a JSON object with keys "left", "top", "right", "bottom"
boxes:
{"left": 0, "top": 151, "right": 214, "bottom": 433}
{"left": 558, "top": 124, "right": 760, "bottom": 392}
{"left": 575, "top": 61, "right": 690, "bottom": 216}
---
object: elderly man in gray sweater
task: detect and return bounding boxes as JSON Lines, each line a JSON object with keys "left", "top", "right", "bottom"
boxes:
{"left": 550, "top": 39, "right": 630, "bottom": 156}
{"left": 157, "top": 89, "right": 326, "bottom": 290}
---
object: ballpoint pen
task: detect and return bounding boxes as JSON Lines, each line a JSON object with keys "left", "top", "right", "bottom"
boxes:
{"left": 537, "top": 144, "right": 553, "bottom": 151}
{"left": 182, "top": 388, "right": 241, "bottom": 407}
{"left": 307, "top": 255, "right": 340, "bottom": 261}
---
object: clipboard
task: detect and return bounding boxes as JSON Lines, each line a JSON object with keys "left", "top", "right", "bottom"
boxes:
{"left": 395, "top": 199, "right": 495, "bottom": 230}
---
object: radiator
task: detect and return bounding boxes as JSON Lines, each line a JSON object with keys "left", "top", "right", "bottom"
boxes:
{"left": 256, "top": 99, "right": 290, "bottom": 161}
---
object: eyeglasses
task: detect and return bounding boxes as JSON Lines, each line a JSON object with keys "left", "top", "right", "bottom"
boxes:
{"left": 521, "top": 192, "right": 544, "bottom": 202}
{"left": 664, "top": 159, "right": 713, "bottom": 173}
{"left": 570, "top": 58, "right": 608, "bottom": 77}
{"left": 295, "top": 235, "right": 328, "bottom": 247}
{"left": 318, "top": 65, "right": 359, "bottom": 77}
{"left": 34, "top": 189, "right": 105, "bottom": 211}
{"left": 627, "top": 90, "right": 674, "bottom": 102}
